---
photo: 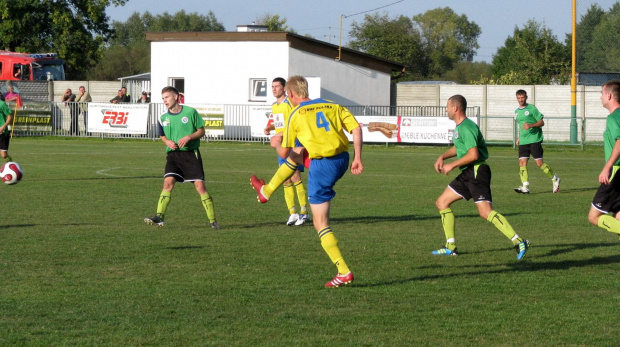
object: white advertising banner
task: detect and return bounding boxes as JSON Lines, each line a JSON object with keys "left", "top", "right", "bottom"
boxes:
{"left": 250, "top": 105, "right": 273, "bottom": 138}
{"left": 87, "top": 103, "right": 149, "bottom": 134}
{"left": 344, "top": 116, "right": 479, "bottom": 144}
{"left": 190, "top": 105, "right": 225, "bottom": 137}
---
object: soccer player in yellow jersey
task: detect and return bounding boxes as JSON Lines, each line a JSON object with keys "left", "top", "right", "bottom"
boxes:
{"left": 251, "top": 75, "right": 364, "bottom": 287}
{"left": 263, "top": 78, "right": 308, "bottom": 226}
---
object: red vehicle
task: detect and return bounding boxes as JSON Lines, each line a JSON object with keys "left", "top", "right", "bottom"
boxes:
{"left": 0, "top": 51, "right": 65, "bottom": 81}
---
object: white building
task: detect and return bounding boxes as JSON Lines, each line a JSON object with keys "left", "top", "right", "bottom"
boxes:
{"left": 145, "top": 31, "right": 406, "bottom": 106}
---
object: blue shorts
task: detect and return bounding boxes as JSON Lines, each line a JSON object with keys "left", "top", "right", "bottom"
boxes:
{"left": 307, "top": 151, "right": 349, "bottom": 204}
{"left": 276, "top": 139, "right": 305, "bottom": 171}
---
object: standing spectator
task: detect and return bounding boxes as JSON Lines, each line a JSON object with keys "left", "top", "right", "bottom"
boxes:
{"left": 250, "top": 75, "right": 364, "bottom": 288}
{"left": 588, "top": 80, "right": 620, "bottom": 237}
{"left": 144, "top": 86, "right": 219, "bottom": 230}
{"left": 75, "top": 86, "right": 92, "bottom": 134}
{"left": 0, "top": 99, "right": 14, "bottom": 163}
{"left": 60, "top": 88, "right": 78, "bottom": 135}
{"left": 3, "top": 86, "right": 23, "bottom": 108}
{"left": 110, "top": 90, "right": 124, "bottom": 104}
{"left": 432, "top": 94, "right": 529, "bottom": 260}
{"left": 121, "top": 86, "right": 131, "bottom": 103}
{"left": 513, "top": 89, "right": 561, "bottom": 194}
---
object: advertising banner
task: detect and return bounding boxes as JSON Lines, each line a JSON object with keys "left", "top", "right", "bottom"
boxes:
{"left": 250, "top": 105, "right": 273, "bottom": 138}
{"left": 191, "top": 105, "right": 225, "bottom": 137}
{"left": 87, "top": 103, "right": 149, "bottom": 134}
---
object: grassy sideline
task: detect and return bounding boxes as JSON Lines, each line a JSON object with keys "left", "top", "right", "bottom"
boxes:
{"left": 0, "top": 138, "right": 618, "bottom": 346}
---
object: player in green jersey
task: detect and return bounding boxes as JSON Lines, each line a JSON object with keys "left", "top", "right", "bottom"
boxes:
{"left": 263, "top": 77, "right": 308, "bottom": 226}
{"left": 144, "top": 86, "right": 219, "bottom": 229}
{"left": 0, "top": 99, "right": 14, "bottom": 163}
{"left": 433, "top": 95, "right": 529, "bottom": 260}
{"left": 251, "top": 75, "right": 364, "bottom": 287}
{"left": 514, "top": 90, "right": 561, "bottom": 194}
{"left": 589, "top": 80, "right": 620, "bottom": 237}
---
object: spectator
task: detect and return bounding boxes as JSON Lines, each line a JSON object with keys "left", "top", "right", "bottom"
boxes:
{"left": 121, "top": 87, "right": 131, "bottom": 103}
{"left": 75, "top": 86, "right": 92, "bottom": 134}
{"left": 138, "top": 91, "right": 150, "bottom": 103}
{"left": 110, "top": 90, "right": 124, "bottom": 104}
{"left": 60, "top": 88, "right": 78, "bottom": 135}
{"left": 3, "top": 86, "right": 23, "bottom": 108}
{"left": 178, "top": 92, "right": 185, "bottom": 104}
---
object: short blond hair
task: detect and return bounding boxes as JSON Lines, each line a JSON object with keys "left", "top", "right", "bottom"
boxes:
{"left": 285, "top": 75, "right": 309, "bottom": 98}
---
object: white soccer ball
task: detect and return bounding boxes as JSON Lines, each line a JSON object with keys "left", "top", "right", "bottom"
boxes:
{"left": 0, "top": 162, "right": 24, "bottom": 185}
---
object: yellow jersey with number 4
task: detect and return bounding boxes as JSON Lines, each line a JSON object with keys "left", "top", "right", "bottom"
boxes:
{"left": 283, "top": 99, "right": 359, "bottom": 159}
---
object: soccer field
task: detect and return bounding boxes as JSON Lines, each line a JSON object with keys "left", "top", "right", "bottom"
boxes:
{"left": 1, "top": 138, "right": 618, "bottom": 346}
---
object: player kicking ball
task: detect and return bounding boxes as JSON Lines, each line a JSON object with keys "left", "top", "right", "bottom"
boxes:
{"left": 250, "top": 76, "right": 364, "bottom": 287}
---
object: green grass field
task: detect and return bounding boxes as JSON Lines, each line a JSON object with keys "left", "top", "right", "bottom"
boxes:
{"left": 1, "top": 138, "right": 618, "bottom": 346}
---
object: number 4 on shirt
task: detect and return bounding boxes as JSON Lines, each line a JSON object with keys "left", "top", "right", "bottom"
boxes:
{"left": 316, "top": 111, "right": 331, "bottom": 132}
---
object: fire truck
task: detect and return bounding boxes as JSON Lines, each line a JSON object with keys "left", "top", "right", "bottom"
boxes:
{"left": 0, "top": 51, "right": 65, "bottom": 81}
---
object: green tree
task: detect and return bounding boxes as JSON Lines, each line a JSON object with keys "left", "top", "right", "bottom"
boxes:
{"left": 442, "top": 61, "right": 492, "bottom": 84}
{"left": 0, "top": 0, "right": 127, "bottom": 80}
{"left": 572, "top": 3, "right": 606, "bottom": 71}
{"left": 255, "top": 14, "right": 296, "bottom": 33}
{"left": 580, "top": 3, "right": 620, "bottom": 72}
{"left": 349, "top": 13, "right": 425, "bottom": 80}
{"left": 88, "top": 10, "right": 225, "bottom": 80}
{"left": 413, "top": 7, "right": 481, "bottom": 78}
{"left": 490, "top": 20, "right": 569, "bottom": 85}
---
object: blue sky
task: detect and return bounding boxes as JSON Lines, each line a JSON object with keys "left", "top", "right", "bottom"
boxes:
{"left": 107, "top": 0, "right": 618, "bottom": 63}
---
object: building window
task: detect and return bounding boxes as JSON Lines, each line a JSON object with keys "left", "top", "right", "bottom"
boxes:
{"left": 169, "top": 78, "right": 185, "bottom": 93}
{"left": 249, "top": 78, "right": 267, "bottom": 102}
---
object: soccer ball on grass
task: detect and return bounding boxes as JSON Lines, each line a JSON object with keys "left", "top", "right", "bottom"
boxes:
{"left": 0, "top": 162, "right": 24, "bottom": 185}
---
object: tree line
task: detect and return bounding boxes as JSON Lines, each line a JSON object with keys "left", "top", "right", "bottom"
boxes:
{"left": 1, "top": 1, "right": 619, "bottom": 84}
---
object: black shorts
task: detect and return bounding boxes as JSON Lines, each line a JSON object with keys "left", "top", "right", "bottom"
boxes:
{"left": 0, "top": 133, "right": 10, "bottom": 151}
{"left": 164, "top": 150, "right": 205, "bottom": 182}
{"left": 448, "top": 164, "right": 493, "bottom": 203}
{"left": 591, "top": 166, "right": 620, "bottom": 214}
{"left": 518, "top": 141, "right": 543, "bottom": 160}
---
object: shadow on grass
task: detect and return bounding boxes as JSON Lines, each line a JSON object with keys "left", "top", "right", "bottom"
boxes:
{"left": 521, "top": 186, "right": 597, "bottom": 195}
{"left": 355, "top": 241, "right": 620, "bottom": 288}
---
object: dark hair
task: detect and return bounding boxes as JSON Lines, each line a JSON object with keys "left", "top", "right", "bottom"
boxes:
{"left": 161, "top": 86, "right": 179, "bottom": 95}
{"left": 273, "top": 77, "right": 286, "bottom": 87}
{"left": 603, "top": 80, "right": 620, "bottom": 103}
{"left": 448, "top": 94, "right": 467, "bottom": 111}
{"left": 516, "top": 89, "right": 527, "bottom": 97}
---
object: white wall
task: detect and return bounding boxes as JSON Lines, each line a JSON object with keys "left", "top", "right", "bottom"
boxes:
{"left": 288, "top": 49, "right": 391, "bottom": 106}
{"left": 150, "top": 41, "right": 290, "bottom": 105}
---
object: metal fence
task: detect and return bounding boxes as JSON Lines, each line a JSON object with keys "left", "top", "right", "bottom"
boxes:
{"left": 10, "top": 101, "right": 605, "bottom": 148}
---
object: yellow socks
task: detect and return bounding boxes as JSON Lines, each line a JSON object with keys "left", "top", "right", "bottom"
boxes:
{"left": 294, "top": 180, "right": 307, "bottom": 213}
{"left": 156, "top": 191, "right": 171, "bottom": 218}
{"left": 597, "top": 215, "right": 620, "bottom": 234}
{"left": 487, "top": 210, "right": 522, "bottom": 245}
{"left": 540, "top": 163, "right": 555, "bottom": 179}
{"left": 283, "top": 183, "right": 296, "bottom": 214}
{"left": 200, "top": 192, "right": 217, "bottom": 223}
{"left": 439, "top": 208, "right": 456, "bottom": 250}
{"left": 264, "top": 158, "right": 297, "bottom": 197}
{"left": 318, "top": 227, "right": 350, "bottom": 275}
{"left": 519, "top": 166, "right": 528, "bottom": 185}
{"left": 4, "top": 156, "right": 12, "bottom": 162}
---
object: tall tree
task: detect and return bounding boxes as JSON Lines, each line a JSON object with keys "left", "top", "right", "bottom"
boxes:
{"left": 413, "top": 7, "right": 481, "bottom": 78}
{"left": 572, "top": 3, "right": 606, "bottom": 71}
{"left": 88, "top": 10, "right": 225, "bottom": 80}
{"left": 255, "top": 14, "right": 296, "bottom": 33}
{"left": 0, "top": 0, "right": 127, "bottom": 80}
{"left": 579, "top": 3, "right": 620, "bottom": 72}
{"left": 491, "top": 20, "right": 569, "bottom": 85}
{"left": 349, "top": 13, "right": 425, "bottom": 80}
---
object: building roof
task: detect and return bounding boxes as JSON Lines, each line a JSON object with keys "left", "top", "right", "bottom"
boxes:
{"left": 145, "top": 31, "right": 407, "bottom": 75}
